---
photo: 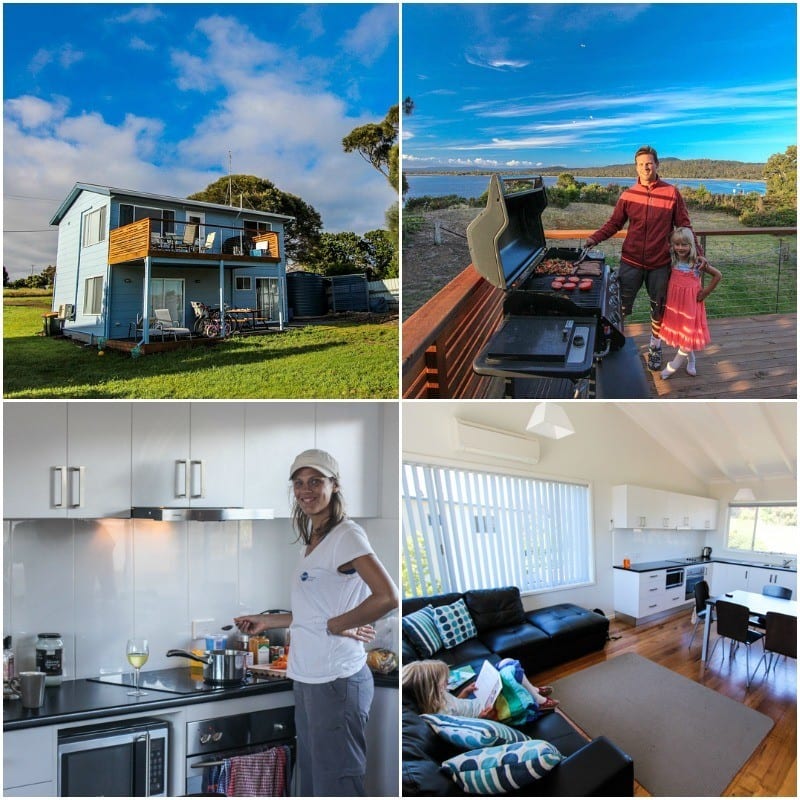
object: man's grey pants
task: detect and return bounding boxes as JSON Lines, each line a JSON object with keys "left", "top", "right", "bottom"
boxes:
{"left": 293, "top": 664, "right": 374, "bottom": 796}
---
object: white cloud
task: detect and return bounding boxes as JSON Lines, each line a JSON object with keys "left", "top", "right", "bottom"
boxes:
{"left": 110, "top": 6, "right": 165, "bottom": 25}
{"left": 338, "top": 5, "right": 398, "bottom": 66}
{"left": 29, "top": 44, "right": 85, "bottom": 74}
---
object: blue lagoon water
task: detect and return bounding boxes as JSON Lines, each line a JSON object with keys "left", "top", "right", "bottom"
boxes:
{"left": 405, "top": 173, "right": 766, "bottom": 200}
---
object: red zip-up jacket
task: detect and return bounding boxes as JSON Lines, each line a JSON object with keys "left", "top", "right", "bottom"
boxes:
{"left": 589, "top": 178, "right": 699, "bottom": 269}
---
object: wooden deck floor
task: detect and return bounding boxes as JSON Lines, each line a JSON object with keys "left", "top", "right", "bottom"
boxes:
{"left": 625, "top": 313, "right": 797, "bottom": 399}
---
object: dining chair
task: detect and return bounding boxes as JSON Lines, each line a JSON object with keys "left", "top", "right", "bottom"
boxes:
{"left": 752, "top": 611, "right": 796, "bottom": 680}
{"left": 688, "top": 580, "right": 713, "bottom": 651}
{"left": 750, "top": 584, "right": 793, "bottom": 628}
{"left": 706, "top": 600, "right": 765, "bottom": 687}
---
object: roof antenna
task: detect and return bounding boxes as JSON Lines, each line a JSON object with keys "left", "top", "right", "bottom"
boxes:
{"left": 228, "top": 150, "right": 233, "bottom": 206}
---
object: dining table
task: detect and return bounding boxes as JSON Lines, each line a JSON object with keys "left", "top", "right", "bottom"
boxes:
{"left": 701, "top": 588, "right": 798, "bottom": 661}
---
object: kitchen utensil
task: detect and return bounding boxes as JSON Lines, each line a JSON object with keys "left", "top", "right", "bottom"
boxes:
{"left": 166, "top": 648, "right": 246, "bottom": 685}
{"left": 702, "top": 546, "right": 713, "bottom": 560}
{"left": 12, "top": 671, "right": 46, "bottom": 708}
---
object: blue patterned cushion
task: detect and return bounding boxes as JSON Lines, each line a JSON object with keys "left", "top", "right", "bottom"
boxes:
{"left": 420, "top": 713, "right": 529, "bottom": 749}
{"left": 442, "top": 740, "right": 563, "bottom": 794}
{"left": 402, "top": 605, "right": 443, "bottom": 657}
{"left": 433, "top": 599, "right": 478, "bottom": 649}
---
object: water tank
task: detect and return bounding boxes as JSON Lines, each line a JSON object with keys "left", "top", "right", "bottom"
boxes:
{"left": 286, "top": 271, "right": 328, "bottom": 318}
{"left": 329, "top": 274, "right": 369, "bottom": 312}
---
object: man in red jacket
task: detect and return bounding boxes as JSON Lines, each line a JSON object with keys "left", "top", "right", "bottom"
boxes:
{"left": 586, "top": 146, "right": 701, "bottom": 371}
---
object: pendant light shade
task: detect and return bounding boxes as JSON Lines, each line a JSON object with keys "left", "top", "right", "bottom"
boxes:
{"left": 732, "top": 487, "right": 756, "bottom": 503}
{"left": 525, "top": 403, "right": 574, "bottom": 440}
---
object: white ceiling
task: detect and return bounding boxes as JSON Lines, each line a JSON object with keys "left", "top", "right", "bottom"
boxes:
{"left": 615, "top": 402, "right": 797, "bottom": 486}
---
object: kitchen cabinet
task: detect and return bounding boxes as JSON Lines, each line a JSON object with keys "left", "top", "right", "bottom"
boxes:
{"left": 244, "top": 403, "right": 315, "bottom": 515}
{"left": 614, "top": 568, "right": 691, "bottom": 623}
{"left": 3, "top": 403, "right": 132, "bottom": 519}
{"left": 3, "top": 726, "right": 56, "bottom": 796}
{"left": 315, "top": 403, "right": 381, "bottom": 518}
{"left": 613, "top": 484, "right": 718, "bottom": 531}
{"left": 709, "top": 561, "right": 797, "bottom": 597}
{"left": 131, "top": 403, "right": 246, "bottom": 508}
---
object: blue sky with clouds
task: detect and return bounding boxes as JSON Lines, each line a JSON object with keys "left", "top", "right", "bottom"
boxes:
{"left": 3, "top": 3, "right": 398, "bottom": 278}
{"left": 402, "top": 3, "right": 796, "bottom": 170}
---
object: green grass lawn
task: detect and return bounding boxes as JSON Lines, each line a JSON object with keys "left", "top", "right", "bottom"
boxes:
{"left": 4, "top": 294, "right": 399, "bottom": 398}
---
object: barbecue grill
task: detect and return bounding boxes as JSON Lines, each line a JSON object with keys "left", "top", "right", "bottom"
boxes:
{"left": 467, "top": 174, "right": 647, "bottom": 398}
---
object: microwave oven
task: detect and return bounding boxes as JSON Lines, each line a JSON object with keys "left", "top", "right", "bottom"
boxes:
{"left": 58, "top": 717, "right": 168, "bottom": 796}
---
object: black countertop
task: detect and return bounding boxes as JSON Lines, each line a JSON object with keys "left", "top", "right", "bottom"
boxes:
{"left": 4, "top": 669, "right": 398, "bottom": 732}
{"left": 614, "top": 557, "right": 797, "bottom": 573}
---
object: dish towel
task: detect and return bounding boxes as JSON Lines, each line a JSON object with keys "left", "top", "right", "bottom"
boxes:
{"left": 227, "top": 746, "right": 288, "bottom": 796}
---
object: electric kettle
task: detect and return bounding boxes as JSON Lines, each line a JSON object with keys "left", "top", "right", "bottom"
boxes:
{"left": 701, "top": 546, "right": 712, "bottom": 560}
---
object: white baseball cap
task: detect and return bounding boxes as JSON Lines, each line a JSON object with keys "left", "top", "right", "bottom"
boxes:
{"left": 289, "top": 449, "right": 340, "bottom": 480}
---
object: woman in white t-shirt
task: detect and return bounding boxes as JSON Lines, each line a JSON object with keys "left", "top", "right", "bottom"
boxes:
{"left": 234, "top": 449, "right": 398, "bottom": 797}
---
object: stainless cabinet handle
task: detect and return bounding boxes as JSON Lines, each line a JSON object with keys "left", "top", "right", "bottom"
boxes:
{"left": 52, "top": 466, "right": 67, "bottom": 508}
{"left": 68, "top": 466, "right": 85, "bottom": 508}
{"left": 190, "top": 460, "right": 205, "bottom": 498}
{"left": 175, "top": 460, "right": 188, "bottom": 498}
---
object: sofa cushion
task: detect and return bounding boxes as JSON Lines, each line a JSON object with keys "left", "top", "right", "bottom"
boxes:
{"left": 403, "top": 605, "right": 444, "bottom": 658}
{"left": 421, "top": 714, "right": 530, "bottom": 749}
{"left": 525, "top": 604, "right": 609, "bottom": 643}
{"left": 465, "top": 588, "right": 526, "bottom": 633}
{"left": 480, "top": 622, "right": 551, "bottom": 655}
{"left": 404, "top": 592, "right": 465, "bottom": 617}
{"left": 437, "top": 639, "right": 495, "bottom": 668}
{"left": 434, "top": 599, "right": 479, "bottom": 649}
{"left": 442, "top": 740, "right": 563, "bottom": 794}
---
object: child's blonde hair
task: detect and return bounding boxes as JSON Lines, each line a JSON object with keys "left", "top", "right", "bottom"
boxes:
{"left": 402, "top": 660, "right": 450, "bottom": 714}
{"left": 670, "top": 227, "right": 698, "bottom": 267}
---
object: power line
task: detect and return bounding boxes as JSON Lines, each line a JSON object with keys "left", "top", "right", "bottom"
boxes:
{"left": 3, "top": 229, "right": 57, "bottom": 233}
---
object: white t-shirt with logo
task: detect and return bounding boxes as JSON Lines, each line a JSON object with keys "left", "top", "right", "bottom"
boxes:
{"left": 287, "top": 518, "right": 374, "bottom": 684}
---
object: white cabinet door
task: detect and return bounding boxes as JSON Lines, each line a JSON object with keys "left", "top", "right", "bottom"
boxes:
{"left": 315, "top": 403, "right": 380, "bottom": 518}
{"left": 67, "top": 403, "right": 132, "bottom": 517}
{"left": 132, "top": 404, "right": 246, "bottom": 507}
{"left": 669, "top": 492, "right": 694, "bottom": 530}
{"left": 4, "top": 403, "right": 68, "bottom": 518}
{"left": 613, "top": 485, "right": 672, "bottom": 529}
{"left": 244, "top": 403, "right": 315, "bottom": 516}
{"left": 131, "top": 403, "right": 192, "bottom": 506}
{"left": 188, "top": 404, "right": 245, "bottom": 507}
{"left": 690, "top": 496, "right": 718, "bottom": 530}
{"left": 744, "top": 565, "right": 774, "bottom": 593}
{"left": 3, "top": 403, "right": 131, "bottom": 518}
{"left": 3, "top": 726, "right": 56, "bottom": 793}
{"left": 613, "top": 569, "right": 641, "bottom": 617}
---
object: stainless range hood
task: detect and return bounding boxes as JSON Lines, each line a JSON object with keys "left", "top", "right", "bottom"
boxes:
{"left": 131, "top": 507, "right": 275, "bottom": 522}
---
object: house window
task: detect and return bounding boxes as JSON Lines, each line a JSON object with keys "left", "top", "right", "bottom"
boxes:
{"left": 119, "top": 204, "right": 174, "bottom": 234}
{"left": 401, "top": 462, "right": 592, "bottom": 598}
{"left": 149, "top": 278, "right": 185, "bottom": 326}
{"left": 244, "top": 220, "right": 273, "bottom": 236}
{"left": 236, "top": 276, "right": 252, "bottom": 291}
{"left": 726, "top": 503, "right": 797, "bottom": 555}
{"left": 83, "top": 276, "right": 104, "bottom": 315}
{"left": 256, "top": 277, "right": 280, "bottom": 320}
{"left": 82, "top": 207, "right": 107, "bottom": 247}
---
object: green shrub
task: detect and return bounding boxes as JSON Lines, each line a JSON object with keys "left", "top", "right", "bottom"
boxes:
{"left": 739, "top": 207, "right": 797, "bottom": 227}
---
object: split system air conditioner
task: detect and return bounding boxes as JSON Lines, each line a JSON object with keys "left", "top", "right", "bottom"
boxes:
{"left": 453, "top": 418, "right": 540, "bottom": 465}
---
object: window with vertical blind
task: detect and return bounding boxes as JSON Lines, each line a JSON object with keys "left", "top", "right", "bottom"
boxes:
{"left": 402, "top": 462, "right": 593, "bottom": 598}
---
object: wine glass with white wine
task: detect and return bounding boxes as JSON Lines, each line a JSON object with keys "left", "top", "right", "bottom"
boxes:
{"left": 126, "top": 638, "right": 149, "bottom": 696}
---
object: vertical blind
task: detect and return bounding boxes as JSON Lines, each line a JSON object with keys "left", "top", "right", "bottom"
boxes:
{"left": 402, "top": 462, "right": 592, "bottom": 598}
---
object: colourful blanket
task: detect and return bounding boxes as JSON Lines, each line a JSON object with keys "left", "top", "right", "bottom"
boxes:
{"left": 494, "top": 659, "right": 537, "bottom": 725}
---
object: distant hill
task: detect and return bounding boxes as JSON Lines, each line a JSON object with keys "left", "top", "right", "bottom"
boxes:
{"left": 407, "top": 158, "right": 766, "bottom": 181}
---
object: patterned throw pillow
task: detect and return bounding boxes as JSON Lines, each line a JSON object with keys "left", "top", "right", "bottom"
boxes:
{"left": 433, "top": 599, "right": 478, "bottom": 649}
{"left": 420, "top": 713, "right": 530, "bottom": 749}
{"left": 402, "top": 605, "right": 443, "bottom": 657}
{"left": 442, "top": 740, "right": 563, "bottom": 794}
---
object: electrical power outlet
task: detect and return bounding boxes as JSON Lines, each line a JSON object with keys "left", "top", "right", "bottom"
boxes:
{"left": 192, "top": 619, "right": 214, "bottom": 639}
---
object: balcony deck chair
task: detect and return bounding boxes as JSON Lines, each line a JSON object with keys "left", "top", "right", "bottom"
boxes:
{"left": 201, "top": 232, "right": 217, "bottom": 253}
{"left": 181, "top": 223, "right": 199, "bottom": 252}
{"left": 153, "top": 308, "right": 192, "bottom": 340}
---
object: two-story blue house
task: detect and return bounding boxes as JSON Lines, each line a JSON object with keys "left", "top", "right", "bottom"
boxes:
{"left": 49, "top": 183, "right": 293, "bottom": 344}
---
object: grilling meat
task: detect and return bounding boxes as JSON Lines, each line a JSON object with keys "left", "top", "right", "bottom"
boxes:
{"left": 539, "top": 258, "right": 574, "bottom": 275}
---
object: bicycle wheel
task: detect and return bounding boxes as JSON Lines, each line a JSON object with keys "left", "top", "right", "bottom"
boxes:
{"left": 203, "top": 321, "right": 220, "bottom": 338}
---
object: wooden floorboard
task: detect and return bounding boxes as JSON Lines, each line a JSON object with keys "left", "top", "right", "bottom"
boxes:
{"left": 625, "top": 313, "right": 797, "bottom": 399}
{"left": 532, "top": 609, "right": 797, "bottom": 797}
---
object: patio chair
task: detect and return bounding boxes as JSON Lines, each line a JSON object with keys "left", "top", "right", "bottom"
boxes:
{"left": 181, "top": 223, "right": 199, "bottom": 252}
{"left": 201, "top": 232, "right": 216, "bottom": 253}
{"left": 152, "top": 308, "right": 192, "bottom": 340}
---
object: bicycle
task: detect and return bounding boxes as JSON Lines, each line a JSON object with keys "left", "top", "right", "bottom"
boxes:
{"left": 191, "top": 301, "right": 236, "bottom": 338}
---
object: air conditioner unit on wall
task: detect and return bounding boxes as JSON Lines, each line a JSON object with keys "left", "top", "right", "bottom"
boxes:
{"left": 454, "top": 418, "right": 540, "bottom": 465}
{"left": 58, "top": 304, "right": 75, "bottom": 320}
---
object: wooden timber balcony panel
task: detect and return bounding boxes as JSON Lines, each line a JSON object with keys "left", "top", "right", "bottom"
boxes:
{"left": 108, "top": 218, "right": 151, "bottom": 264}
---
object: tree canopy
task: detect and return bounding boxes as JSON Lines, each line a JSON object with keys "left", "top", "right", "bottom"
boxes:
{"left": 188, "top": 175, "right": 322, "bottom": 264}
{"left": 763, "top": 145, "right": 797, "bottom": 208}
{"left": 305, "top": 229, "right": 397, "bottom": 280}
{"left": 342, "top": 105, "right": 402, "bottom": 193}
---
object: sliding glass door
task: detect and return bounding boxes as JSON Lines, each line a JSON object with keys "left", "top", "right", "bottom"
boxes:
{"left": 150, "top": 278, "right": 185, "bottom": 325}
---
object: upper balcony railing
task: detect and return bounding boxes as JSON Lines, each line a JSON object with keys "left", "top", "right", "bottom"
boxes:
{"left": 108, "top": 217, "right": 280, "bottom": 265}
{"left": 402, "top": 226, "right": 797, "bottom": 398}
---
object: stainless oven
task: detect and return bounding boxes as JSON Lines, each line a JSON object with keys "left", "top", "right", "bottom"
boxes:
{"left": 685, "top": 565, "right": 706, "bottom": 601}
{"left": 57, "top": 717, "right": 168, "bottom": 796}
{"left": 665, "top": 567, "right": 685, "bottom": 590}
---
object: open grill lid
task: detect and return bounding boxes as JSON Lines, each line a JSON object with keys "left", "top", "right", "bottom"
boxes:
{"left": 466, "top": 174, "right": 548, "bottom": 290}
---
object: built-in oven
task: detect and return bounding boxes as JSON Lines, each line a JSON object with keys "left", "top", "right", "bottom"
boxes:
{"left": 685, "top": 565, "right": 706, "bottom": 601}
{"left": 185, "top": 705, "right": 295, "bottom": 796}
{"left": 57, "top": 717, "right": 168, "bottom": 796}
{"left": 665, "top": 567, "right": 685, "bottom": 590}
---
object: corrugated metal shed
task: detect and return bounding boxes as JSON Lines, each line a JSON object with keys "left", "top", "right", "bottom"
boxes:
{"left": 329, "top": 273, "right": 369, "bottom": 312}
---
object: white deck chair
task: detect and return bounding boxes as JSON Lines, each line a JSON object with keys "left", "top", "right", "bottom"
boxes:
{"left": 181, "top": 223, "right": 199, "bottom": 251}
{"left": 201, "top": 232, "right": 217, "bottom": 253}
{"left": 152, "top": 308, "right": 191, "bottom": 339}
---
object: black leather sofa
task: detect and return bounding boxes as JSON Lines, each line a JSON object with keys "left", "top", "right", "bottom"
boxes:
{"left": 402, "top": 587, "right": 609, "bottom": 675}
{"left": 402, "top": 696, "right": 634, "bottom": 796}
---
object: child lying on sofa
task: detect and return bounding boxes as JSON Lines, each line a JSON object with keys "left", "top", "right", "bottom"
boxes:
{"left": 403, "top": 659, "right": 559, "bottom": 723}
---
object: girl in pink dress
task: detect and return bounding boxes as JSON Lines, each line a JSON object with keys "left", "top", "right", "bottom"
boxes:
{"left": 659, "top": 227, "right": 722, "bottom": 378}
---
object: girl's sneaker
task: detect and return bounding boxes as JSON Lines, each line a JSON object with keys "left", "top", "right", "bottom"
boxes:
{"left": 647, "top": 345, "right": 663, "bottom": 371}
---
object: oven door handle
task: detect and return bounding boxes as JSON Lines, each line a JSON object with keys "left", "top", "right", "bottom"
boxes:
{"left": 135, "top": 732, "right": 151, "bottom": 797}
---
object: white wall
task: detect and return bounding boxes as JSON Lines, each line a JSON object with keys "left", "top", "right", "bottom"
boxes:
{"left": 401, "top": 401, "right": 747, "bottom": 615}
{"left": 3, "top": 403, "right": 399, "bottom": 680}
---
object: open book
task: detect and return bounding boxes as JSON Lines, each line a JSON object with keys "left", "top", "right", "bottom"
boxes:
{"left": 473, "top": 660, "right": 502, "bottom": 710}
